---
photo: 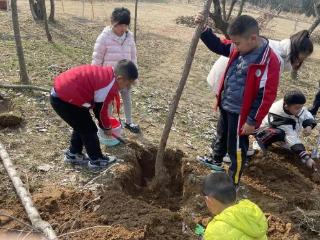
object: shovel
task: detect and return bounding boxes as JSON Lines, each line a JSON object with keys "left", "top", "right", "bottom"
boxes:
{"left": 111, "top": 133, "right": 127, "bottom": 144}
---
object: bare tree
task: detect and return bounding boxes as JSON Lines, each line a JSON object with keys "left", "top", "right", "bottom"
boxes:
{"left": 209, "top": 0, "right": 247, "bottom": 38}
{"left": 154, "top": 0, "right": 213, "bottom": 187}
{"left": 49, "top": 0, "right": 55, "bottom": 22}
{"left": 11, "top": 0, "right": 30, "bottom": 84}
{"left": 39, "top": 0, "right": 52, "bottom": 42}
{"left": 134, "top": 0, "right": 138, "bottom": 41}
{"left": 309, "top": 1, "right": 320, "bottom": 34}
{"left": 29, "top": 0, "right": 43, "bottom": 20}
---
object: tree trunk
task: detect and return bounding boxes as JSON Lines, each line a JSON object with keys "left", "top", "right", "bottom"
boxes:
{"left": 226, "top": 0, "right": 237, "bottom": 21}
{"left": 154, "top": 0, "right": 213, "bottom": 187}
{"left": 134, "top": 0, "right": 138, "bottom": 42}
{"left": 210, "top": 0, "right": 230, "bottom": 38}
{"left": 40, "top": 0, "right": 52, "bottom": 42}
{"left": 49, "top": 0, "right": 55, "bottom": 22}
{"left": 29, "top": 0, "right": 38, "bottom": 20}
{"left": 11, "top": 0, "right": 30, "bottom": 84}
{"left": 309, "top": 2, "right": 320, "bottom": 34}
{"left": 237, "top": 0, "right": 246, "bottom": 16}
{"left": 0, "top": 143, "right": 57, "bottom": 239}
{"left": 221, "top": 0, "right": 227, "bottom": 21}
{"left": 90, "top": 0, "right": 94, "bottom": 20}
{"left": 82, "top": 0, "right": 85, "bottom": 17}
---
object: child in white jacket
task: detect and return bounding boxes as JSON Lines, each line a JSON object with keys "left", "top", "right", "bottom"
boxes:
{"left": 92, "top": 7, "right": 140, "bottom": 133}
{"left": 256, "top": 90, "right": 317, "bottom": 170}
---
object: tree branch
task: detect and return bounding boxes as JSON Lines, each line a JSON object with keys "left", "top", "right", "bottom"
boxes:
{"left": 0, "top": 84, "right": 50, "bottom": 92}
{"left": 227, "top": 0, "right": 237, "bottom": 21}
{"left": 0, "top": 143, "right": 57, "bottom": 239}
{"left": 238, "top": 0, "right": 246, "bottom": 16}
{"left": 221, "top": 0, "right": 227, "bottom": 21}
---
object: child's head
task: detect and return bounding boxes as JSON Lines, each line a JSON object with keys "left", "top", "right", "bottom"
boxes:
{"left": 283, "top": 89, "right": 306, "bottom": 116}
{"left": 202, "top": 172, "right": 236, "bottom": 215}
{"left": 114, "top": 59, "right": 138, "bottom": 89}
{"left": 290, "top": 30, "right": 313, "bottom": 70}
{"left": 111, "top": 7, "right": 131, "bottom": 36}
{"left": 227, "top": 15, "right": 260, "bottom": 54}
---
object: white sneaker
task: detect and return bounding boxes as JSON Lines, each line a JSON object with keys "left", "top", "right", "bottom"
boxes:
{"left": 64, "top": 150, "right": 89, "bottom": 165}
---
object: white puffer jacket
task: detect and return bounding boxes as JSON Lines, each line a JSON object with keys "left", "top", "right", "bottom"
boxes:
{"left": 207, "top": 39, "right": 292, "bottom": 94}
{"left": 261, "top": 99, "right": 316, "bottom": 147}
{"left": 92, "top": 26, "right": 137, "bottom": 67}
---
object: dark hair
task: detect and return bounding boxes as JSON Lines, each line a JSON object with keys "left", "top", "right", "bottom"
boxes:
{"left": 228, "top": 15, "right": 259, "bottom": 37}
{"left": 289, "top": 30, "right": 313, "bottom": 69}
{"left": 202, "top": 172, "right": 236, "bottom": 205}
{"left": 111, "top": 7, "right": 131, "bottom": 25}
{"left": 284, "top": 89, "right": 306, "bottom": 105}
{"left": 115, "top": 59, "right": 138, "bottom": 81}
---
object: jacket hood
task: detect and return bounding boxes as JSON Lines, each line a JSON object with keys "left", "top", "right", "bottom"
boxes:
{"left": 269, "top": 39, "right": 292, "bottom": 72}
{"left": 214, "top": 199, "right": 268, "bottom": 238}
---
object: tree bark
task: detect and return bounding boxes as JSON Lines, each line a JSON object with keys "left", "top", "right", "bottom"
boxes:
{"left": 29, "top": 0, "right": 38, "bottom": 20}
{"left": 49, "top": 0, "right": 55, "bottom": 22}
{"left": 0, "top": 143, "right": 57, "bottom": 239}
{"left": 90, "top": 0, "right": 94, "bottom": 20}
{"left": 11, "top": 0, "right": 30, "bottom": 84}
{"left": 210, "top": 0, "right": 229, "bottom": 37}
{"left": 134, "top": 0, "right": 138, "bottom": 42}
{"left": 226, "top": 0, "right": 237, "bottom": 21}
{"left": 40, "top": 0, "right": 52, "bottom": 42}
{"left": 154, "top": 0, "right": 213, "bottom": 186}
{"left": 221, "top": 0, "right": 227, "bottom": 21}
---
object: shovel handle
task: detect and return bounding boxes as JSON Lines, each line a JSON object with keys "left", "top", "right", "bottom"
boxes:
{"left": 111, "top": 133, "right": 126, "bottom": 144}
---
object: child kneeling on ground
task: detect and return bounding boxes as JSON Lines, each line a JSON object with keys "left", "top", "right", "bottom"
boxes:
{"left": 256, "top": 89, "right": 317, "bottom": 169}
{"left": 50, "top": 60, "right": 138, "bottom": 169}
{"left": 203, "top": 172, "right": 268, "bottom": 240}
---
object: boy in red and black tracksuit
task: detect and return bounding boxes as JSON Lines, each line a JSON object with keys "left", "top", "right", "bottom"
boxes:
{"left": 196, "top": 15, "right": 280, "bottom": 185}
{"left": 50, "top": 60, "right": 138, "bottom": 169}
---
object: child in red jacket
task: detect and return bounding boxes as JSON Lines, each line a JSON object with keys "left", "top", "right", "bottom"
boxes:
{"left": 196, "top": 14, "right": 280, "bottom": 185}
{"left": 50, "top": 60, "right": 138, "bottom": 169}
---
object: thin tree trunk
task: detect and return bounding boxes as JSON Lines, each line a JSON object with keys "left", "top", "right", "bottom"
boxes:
{"left": 82, "top": 0, "right": 85, "bottom": 17}
{"left": 134, "top": 0, "right": 138, "bottom": 42}
{"left": 154, "top": 0, "right": 213, "bottom": 186}
{"left": 0, "top": 143, "right": 57, "bottom": 239}
{"left": 49, "top": 0, "right": 55, "bottom": 22}
{"left": 61, "top": 0, "right": 64, "bottom": 13}
{"left": 309, "top": 2, "right": 320, "bottom": 34}
{"left": 11, "top": 0, "right": 30, "bottom": 84}
{"left": 40, "top": 0, "right": 52, "bottom": 42}
{"left": 221, "top": 0, "right": 227, "bottom": 21}
{"left": 28, "top": 0, "right": 38, "bottom": 20}
{"left": 90, "top": 0, "right": 94, "bottom": 20}
{"left": 210, "top": 0, "right": 229, "bottom": 38}
{"left": 226, "top": 0, "right": 237, "bottom": 21}
{"left": 237, "top": 0, "right": 246, "bottom": 16}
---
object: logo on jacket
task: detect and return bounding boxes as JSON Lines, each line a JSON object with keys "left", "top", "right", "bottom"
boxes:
{"left": 255, "top": 69, "right": 262, "bottom": 77}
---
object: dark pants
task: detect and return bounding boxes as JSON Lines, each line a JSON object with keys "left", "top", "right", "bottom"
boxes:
{"left": 309, "top": 90, "right": 320, "bottom": 116}
{"left": 212, "top": 108, "right": 248, "bottom": 185}
{"left": 50, "top": 95, "right": 103, "bottom": 160}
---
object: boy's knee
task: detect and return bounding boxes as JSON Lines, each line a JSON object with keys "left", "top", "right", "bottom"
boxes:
{"left": 290, "top": 143, "right": 306, "bottom": 155}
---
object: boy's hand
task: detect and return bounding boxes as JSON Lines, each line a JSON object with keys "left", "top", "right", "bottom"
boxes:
{"left": 104, "top": 129, "right": 112, "bottom": 137}
{"left": 303, "top": 126, "right": 312, "bottom": 136}
{"left": 242, "top": 123, "right": 256, "bottom": 135}
{"left": 194, "top": 12, "right": 205, "bottom": 24}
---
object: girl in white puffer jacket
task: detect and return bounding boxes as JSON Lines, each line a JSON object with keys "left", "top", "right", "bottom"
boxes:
{"left": 92, "top": 7, "right": 140, "bottom": 133}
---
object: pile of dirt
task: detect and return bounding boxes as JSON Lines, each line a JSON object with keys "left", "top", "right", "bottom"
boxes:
{"left": 0, "top": 96, "right": 23, "bottom": 128}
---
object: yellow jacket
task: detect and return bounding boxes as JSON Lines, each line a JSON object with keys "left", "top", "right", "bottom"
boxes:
{"left": 204, "top": 199, "right": 268, "bottom": 240}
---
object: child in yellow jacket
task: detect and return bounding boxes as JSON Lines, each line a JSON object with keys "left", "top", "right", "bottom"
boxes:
{"left": 202, "top": 172, "right": 268, "bottom": 240}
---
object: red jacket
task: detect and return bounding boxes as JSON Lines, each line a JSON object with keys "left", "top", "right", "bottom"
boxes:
{"left": 53, "top": 65, "right": 120, "bottom": 130}
{"left": 201, "top": 28, "right": 280, "bottom": 134}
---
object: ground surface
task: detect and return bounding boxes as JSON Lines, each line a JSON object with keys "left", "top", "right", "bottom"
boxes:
{"left": 0, "top": 1, "right": 320, "bottom": 239}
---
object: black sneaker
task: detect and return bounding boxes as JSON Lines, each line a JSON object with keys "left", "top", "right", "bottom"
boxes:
{"left": 88, "top": 155, "right": 117, "bottom": 169}
{"left": 64, "top": 150, "right": 89, "bottom": 165}
{"left": 125, "top": 123, "right": 141, "bottom": 134}
{"left": 197, "top": 155, "right": 224, "bottom": 172}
